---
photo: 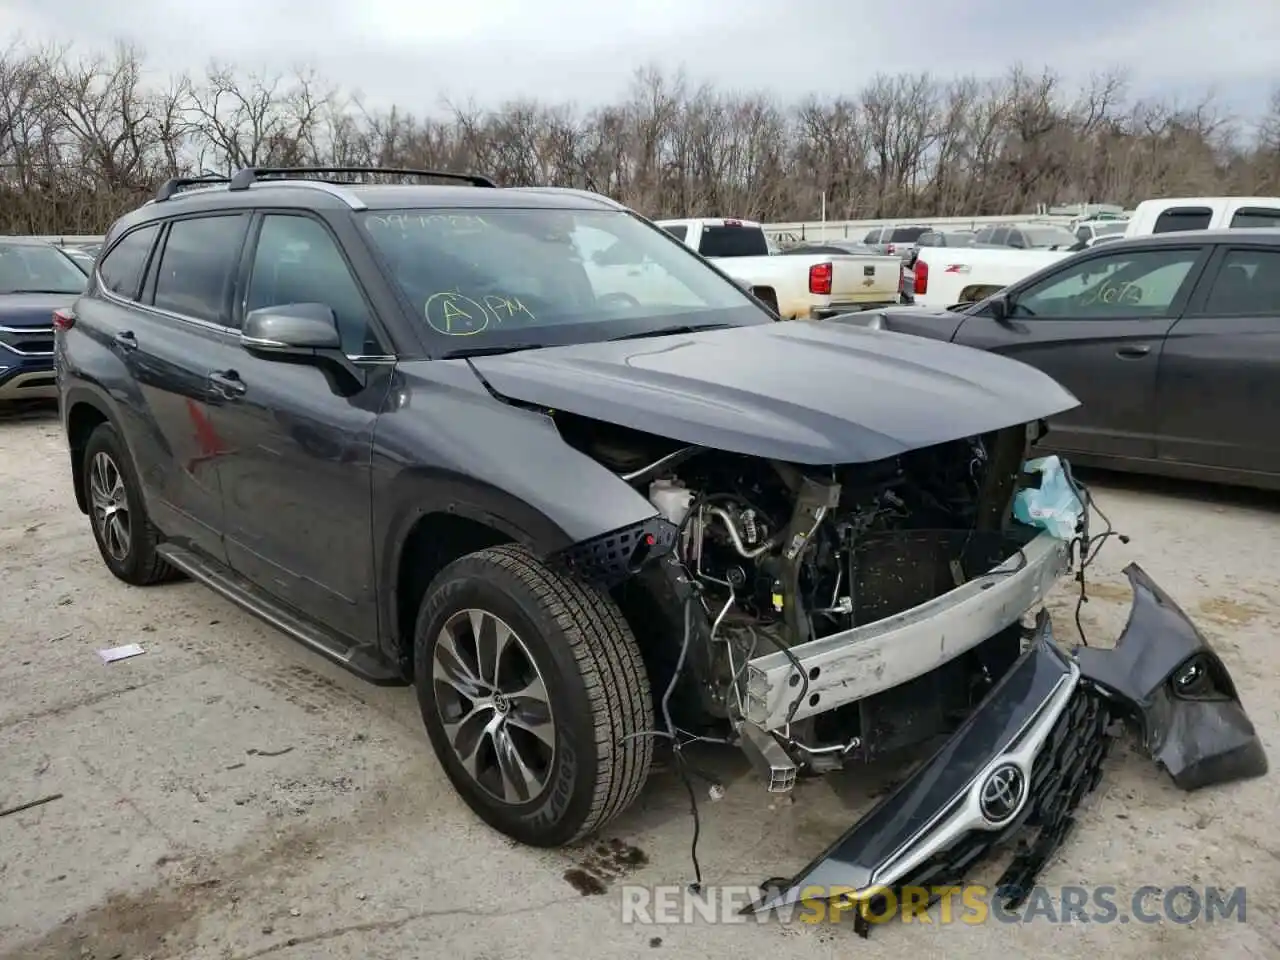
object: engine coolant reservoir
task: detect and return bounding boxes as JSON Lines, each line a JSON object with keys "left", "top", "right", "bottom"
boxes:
{"left": 648, "top": 479, "right": 695, "bottom": 527}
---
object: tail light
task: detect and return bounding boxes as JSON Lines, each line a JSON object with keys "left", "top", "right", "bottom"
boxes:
{"left": 53, "top": 308, "right": 76, "bottom": 331}
{"left": 809, "top": 262, "right": 833, "bottom": 296}
{"left": 886, "top": 243, "right": 896, "bottom": 255}
{"left": 913, "top": 259, "right": 929, "bottom": 296}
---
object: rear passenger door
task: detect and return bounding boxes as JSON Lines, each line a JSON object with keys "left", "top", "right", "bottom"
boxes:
{"left": 204, "top": 211, "right": 395, "bottom": 642}
{"left": 1155, "top": 244, "right": 1280, "bottom": 477}
{"left": 102, "top": 214, "right": 249, "bottom": 563}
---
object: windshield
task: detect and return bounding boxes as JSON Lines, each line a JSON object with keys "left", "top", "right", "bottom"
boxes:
{"left": 360, "top": 207, "right": 769, "bottom": 351}
{"left": 1022, "top": 227, "right": 1080, "bottom": 248}
{"left": 0, "top": 242, "right": 87, "bottom": 294}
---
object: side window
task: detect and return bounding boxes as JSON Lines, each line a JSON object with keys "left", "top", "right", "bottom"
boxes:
{"left": 1229, "top": 208, "right": 1280, "bottom": 229}
{"left": 1201, "top": 249, "right": 1280, "bottom": 316}
{"left": 862, "top": 229, "right": 880, "bottom": 244}
{"left": 991, "top": 228, "right": 1010, "bottom": 245}
{"left": 661, "top": 224, "right": 688, "bottom": 242}
{"left": 152, "top": 215, "right": 246, "bottom": 324}
{"left": 245, "top": 215, "right": 379, "bottom": 355}
{"left": 97, "top": 224, "right": 159, "bottom": 300}
{"left": 1153, "top": 207, "right": 1211, "bottom": 233}
{"left": 1075, "top": 226, "right": 1091, "bottom": 243}
{"left": 1012, "top": 248, "right": 1201, "bottom": 318}
{"left": 973, "top": 228, "right": 992, "bottom": 243}
{"left": 1006, "top": 229, "right": 1025, "bottom": 248}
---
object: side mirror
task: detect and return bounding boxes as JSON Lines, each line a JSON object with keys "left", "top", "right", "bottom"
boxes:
{"left": 989, "top": 293, "right": 1012, "bottom": 323}
{"left": 242, "top": 302, "right": 341, "bottom": 351}
{"left": 240, "top": 302, "right": 365, "bottom": 392}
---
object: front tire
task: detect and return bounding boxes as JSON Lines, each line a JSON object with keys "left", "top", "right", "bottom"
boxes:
{"left": 414, "top": 544, "right": 654, "bottom": 846}
{"left": 82, "top": 421, "right": 175, "bottom": 586}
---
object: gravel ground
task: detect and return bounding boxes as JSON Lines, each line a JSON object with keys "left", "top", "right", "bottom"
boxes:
{"left": 1, "top": 404, "right": 1277, "bottom": 960}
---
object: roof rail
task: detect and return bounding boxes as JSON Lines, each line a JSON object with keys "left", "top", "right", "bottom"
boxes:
{"left": 227, "top": 166, "right": 498, "bottom": 191}
{"left": 154, "top": 174, "right": 232, "bottom": 203}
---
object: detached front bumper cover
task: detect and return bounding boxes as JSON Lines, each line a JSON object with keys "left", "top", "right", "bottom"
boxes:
{"left": 746, "top": 562, "right": 1267, "bottom": 933}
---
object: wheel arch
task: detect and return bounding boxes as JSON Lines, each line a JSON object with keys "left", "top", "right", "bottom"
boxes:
{"left": 380, "top": 474, "right": 671, "bottom": 678}
{"left": 64, "top": 388, "right": 114, "bottom": 514}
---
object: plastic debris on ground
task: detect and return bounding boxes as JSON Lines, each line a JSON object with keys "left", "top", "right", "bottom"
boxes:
{"left": 97, "top": 643, "right": 146, "bottom": 664}
{"left": 1013, "top": 454, "right": 1083, "bottom": 541}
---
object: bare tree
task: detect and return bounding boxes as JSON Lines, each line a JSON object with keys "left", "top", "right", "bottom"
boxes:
{"left": 2, "top": 36, "right": 1279, "bottom": 236}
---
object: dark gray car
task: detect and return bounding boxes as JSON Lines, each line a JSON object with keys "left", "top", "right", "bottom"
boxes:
{"left": 55, "top": 168, "right": 1263, "bottom": 915}
{"left": 839, "top": 229, "right": 1280, "bottom": 490}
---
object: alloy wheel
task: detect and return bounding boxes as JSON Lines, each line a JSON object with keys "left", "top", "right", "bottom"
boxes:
{"left": 431, "top": 609, "right": 556, "bottom": 804}
{"left": 89, "top": 451, "right": 131, "bottom": 563}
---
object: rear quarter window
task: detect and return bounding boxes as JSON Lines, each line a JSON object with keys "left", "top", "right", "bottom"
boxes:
{"left": 98, "top": 224, "right": 160, "bottom": 300}
{"left": 661, "top": 224, "right": 688, "bottom": 241}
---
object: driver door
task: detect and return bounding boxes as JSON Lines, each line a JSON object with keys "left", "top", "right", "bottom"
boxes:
{"left": 203, "top": 212, "right": 394, "bottom": 642}
{"left": 953, "top": 244, "right": 1211, "bottom": 459}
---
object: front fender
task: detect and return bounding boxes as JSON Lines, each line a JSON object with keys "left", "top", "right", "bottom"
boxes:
{"left": 371, "top": 362, "right": 664, "bottom": 631}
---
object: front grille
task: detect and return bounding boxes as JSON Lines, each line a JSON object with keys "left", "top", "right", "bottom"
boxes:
{"left": 856, "top": 687, "right": 1115, "bottom": 930}
{"left": 0, "top": 326, "right": 54, "bottom": 356}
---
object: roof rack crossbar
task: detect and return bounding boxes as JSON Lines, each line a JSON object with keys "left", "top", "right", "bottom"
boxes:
{"left": 227, "top": 166, "right": 498, "bottom": 191}
{"left": 154, "top": 174, "right": 232, "bottom": 203}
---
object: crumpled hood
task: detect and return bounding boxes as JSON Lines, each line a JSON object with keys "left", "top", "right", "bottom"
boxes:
{"left": 469, "top": 321, "right": 1079, "bottom": 464}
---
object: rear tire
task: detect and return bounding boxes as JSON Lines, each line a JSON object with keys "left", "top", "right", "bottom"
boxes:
{"left": 414, "top": 544, "right": 654, "bottom": 847}
{"left": 82, "top": 421, "right": 176, "bottom": 586}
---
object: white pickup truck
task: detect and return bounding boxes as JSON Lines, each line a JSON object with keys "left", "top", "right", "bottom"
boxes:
{"left": 655, "top": 217, "right": 901, "bottom": 320}
{"left": 911, "top": 195, "right": 1280, "bottom": 308}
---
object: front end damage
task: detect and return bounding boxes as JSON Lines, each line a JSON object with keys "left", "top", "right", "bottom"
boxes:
{"left": 547, "top": 412, "right": 1266, "bottom": 928}
{"left": 746, "top": 564, "right": 1266, "bottom": 932}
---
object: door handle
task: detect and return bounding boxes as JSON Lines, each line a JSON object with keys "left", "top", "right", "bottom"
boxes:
{"left": 209, "top": 370, "right": 247, "bottom": 397}
{"left": 1115, "top": 345, "right": 1151, "bottom": 359}
{"left": 113, "top": 331, "right": 137, "bottom": 350}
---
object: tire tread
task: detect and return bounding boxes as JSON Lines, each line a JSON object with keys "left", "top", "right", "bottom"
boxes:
{"left": 453, "top": 543, "right": 654, "bottom": 842}
{"left": 84, "top": 422, "right": 177, "bottom": 586}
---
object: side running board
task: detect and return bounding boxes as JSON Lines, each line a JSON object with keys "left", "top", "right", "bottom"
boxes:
{"left": 157, "top": 543, "right": 403, "bottom": 684}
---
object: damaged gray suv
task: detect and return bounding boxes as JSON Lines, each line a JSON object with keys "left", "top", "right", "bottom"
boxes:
{"left": 56, "top": 167, "right": 1265, "bottom": 924}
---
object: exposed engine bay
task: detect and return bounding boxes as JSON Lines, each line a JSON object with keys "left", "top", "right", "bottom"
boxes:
{"left": 555, "top": 412, "right": 1040, "bottom": 781}
{"left": 549, "top": 409, "right": 1266, "bottom": 930}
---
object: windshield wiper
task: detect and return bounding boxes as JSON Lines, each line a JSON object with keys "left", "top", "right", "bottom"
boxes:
{"left": 439, "top": 342, "right": 544, "bottom": 359}
{"left": 608, "top": 323, "right": 734, "bottom": 342}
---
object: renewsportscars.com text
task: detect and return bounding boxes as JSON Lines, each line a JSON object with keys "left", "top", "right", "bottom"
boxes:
{"left": 619, "top": 883, "right": 1247, "bottom": 926}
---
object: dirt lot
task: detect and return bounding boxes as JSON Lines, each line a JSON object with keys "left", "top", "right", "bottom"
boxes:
{"left": 2, "top": 405, "right": 1278, "bottom": 960}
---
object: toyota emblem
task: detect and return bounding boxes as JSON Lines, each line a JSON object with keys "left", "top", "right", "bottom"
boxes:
{"left": 979, "top": 763, "right": 1025, "bottom": 824}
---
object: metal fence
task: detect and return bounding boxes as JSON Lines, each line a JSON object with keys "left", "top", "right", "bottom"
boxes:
{"left": 17, "top": 235, "right": 105, "bottom": 246}
{"left": 761, "top": 213, "right": 1107, "bottom": 244}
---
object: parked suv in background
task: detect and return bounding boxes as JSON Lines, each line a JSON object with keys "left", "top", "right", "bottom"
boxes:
{"left": 1, "top": 238, "right": 87, "bottom": 403}
{"left": 860, "top": 224, "right": 930, "bottom": 258}
{"left": 972, "top": 223, "right": 1080, "bottom": 250}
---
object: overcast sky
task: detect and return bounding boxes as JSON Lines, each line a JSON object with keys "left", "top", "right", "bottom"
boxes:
{"left": 5, "top": 0, "right": 1277, "bottom": 122}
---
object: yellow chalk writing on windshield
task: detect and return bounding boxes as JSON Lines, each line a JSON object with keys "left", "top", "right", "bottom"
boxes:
{"left": 425, "top": 291, "right": 490, "bottom": 336}
{"left": 483, "top": 294, "right": 537, "bottom": 322}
